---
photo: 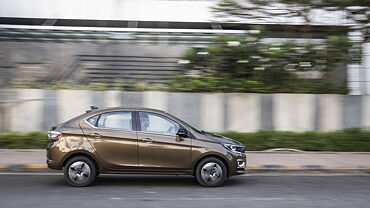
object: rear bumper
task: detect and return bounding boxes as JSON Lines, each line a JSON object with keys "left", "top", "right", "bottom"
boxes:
{"left": 46, "top": 159, "right": 61, "bottom": 170}
{"left": 46, "top": 143, "right": 63, "bottom": 170}
{"left": 46, "top": 138, "right": 70, "bottom": 170}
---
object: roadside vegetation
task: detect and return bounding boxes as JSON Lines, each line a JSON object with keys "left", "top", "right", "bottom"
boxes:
{"left": 1, "top": 128, "right": 370, "bottom": 151}
{"left": 168, "top": 33, "right": 350, "bottom": 94}
{"left": 218, "top": 128, "right": 370, "bottom": 152}
{"left": 0, "top": 131, "right": 47, "bottom": 149}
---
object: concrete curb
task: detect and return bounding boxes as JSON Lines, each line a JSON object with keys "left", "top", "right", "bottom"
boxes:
{"left": 246, "top": 165, "right": 370, "bottom": 174}
{"left": 1, "top": 163, "right": 370, "bottom": 174}
{"left": 247, "top": 151, "right": 370, "bottom": 154}
{"left": 0, "top": 164, "right": 58, "bottom": 172}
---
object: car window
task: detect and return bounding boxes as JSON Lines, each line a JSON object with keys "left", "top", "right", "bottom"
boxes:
{"left": 139, "top": 112, "right": 180, "bottom": 136}
{"left": 97, "top": 112, "right": 132, "bottom": 131}
{"left": 86, "top": 115, "right": 99, "bottom": 127}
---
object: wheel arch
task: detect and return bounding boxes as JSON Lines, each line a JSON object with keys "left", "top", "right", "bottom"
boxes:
{"left": 192, "top": 153, "right": 231, "bottom": 178}
{"left": 61, "top": 151, "right": 101, "bottom": 172}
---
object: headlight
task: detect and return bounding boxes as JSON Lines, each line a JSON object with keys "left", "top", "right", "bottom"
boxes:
{"left": 223, "top": 143, "right": 245, "bottom": 153}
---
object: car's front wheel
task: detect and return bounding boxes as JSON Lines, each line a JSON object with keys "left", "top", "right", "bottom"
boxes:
{"left": 64, "top": 156, "right": 96, "bottom": 187}
{"left": 195, "top": 157, "right": 227, "bottom": 187}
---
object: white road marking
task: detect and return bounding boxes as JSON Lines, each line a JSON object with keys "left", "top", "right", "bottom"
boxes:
{"left": 108, "top": 197, "right": 307, "bottom": 201}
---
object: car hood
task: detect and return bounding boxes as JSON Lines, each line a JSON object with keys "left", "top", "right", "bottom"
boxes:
{"left": 201, "top": 131, "right": 243, "bottom": 146}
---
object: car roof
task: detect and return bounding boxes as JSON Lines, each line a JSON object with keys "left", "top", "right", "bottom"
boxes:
{"left": 89, "top": 107, "right": 166, "bottom": 114}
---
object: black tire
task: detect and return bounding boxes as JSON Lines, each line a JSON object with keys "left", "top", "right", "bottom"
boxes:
{"left": 64, "top": 156, "right": 97, "bottom": 187}
{"left": 195, "top": 157, "right": 227, "bottom": 187}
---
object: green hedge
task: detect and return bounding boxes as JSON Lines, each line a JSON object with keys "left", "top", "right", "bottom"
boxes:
{"left": 168, "top": 75, "right": 347, "bottom": 94}
{"left": 218, "top": 128, "right": 370, "bottom": 152}
{"left": 0, "top": 131, "right": 48, "bottom": 149}
{"left": 1, "top": 129, "right": 370, "bottom": 151}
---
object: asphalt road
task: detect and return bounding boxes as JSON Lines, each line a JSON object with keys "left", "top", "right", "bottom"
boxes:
{"left": 0, "top": 173, "right": 369, "bottom": 208}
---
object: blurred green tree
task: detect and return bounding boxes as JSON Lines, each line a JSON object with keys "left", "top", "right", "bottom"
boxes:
{"left": 169, "top": 31, "right": 351, "bottom": 93}
{"left": 168, "top": 0, "right": 368, "bottom": 93}
{"left": 213, "top": 0, "right": 369, "bottom": 27}
{"left": 213, "top": 0, "right": 369, "bottom": 63}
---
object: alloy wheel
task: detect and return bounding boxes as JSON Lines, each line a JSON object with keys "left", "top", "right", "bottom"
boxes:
{"left": 68, "top": 161, "right": 91, "bottom": 184}
{"left": 200, "top": 162, "right": 223, "bottom": 183}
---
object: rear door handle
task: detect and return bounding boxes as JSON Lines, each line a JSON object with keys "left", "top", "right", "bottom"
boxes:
{"left": 141, "top": 138, "right": 153, "bottom": 143}
{"left": 89, "top": 133, "right": 102, "bottom": 138}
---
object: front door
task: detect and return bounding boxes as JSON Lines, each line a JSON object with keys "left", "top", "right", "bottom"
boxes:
{"left": 80, "top": 111, "right": 138, "bottom": 170}
{"left": 137, "top": 111, "right": 192, "bottom": 170}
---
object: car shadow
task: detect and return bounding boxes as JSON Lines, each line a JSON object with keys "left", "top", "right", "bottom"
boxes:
{"left": 47, "top": 174, "right": 251, "bottom": 187}
{"left": 94, "top": 175, "right": 196, "bottom": 187}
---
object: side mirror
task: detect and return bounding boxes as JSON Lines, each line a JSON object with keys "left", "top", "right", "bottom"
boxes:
{"left": 176, "top": 128, "right": 188, "bottom": 138}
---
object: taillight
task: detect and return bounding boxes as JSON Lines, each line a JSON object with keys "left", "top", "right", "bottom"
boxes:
{"left": 48, "top": 131, "right": 63, "bottom": 141}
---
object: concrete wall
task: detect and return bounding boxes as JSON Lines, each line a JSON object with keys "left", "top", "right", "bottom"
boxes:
{"left": 0, "top": 41, "right": 188, "bottom": 84}
{"left": 0, "top": 89, "right": 368, "bottom": 133}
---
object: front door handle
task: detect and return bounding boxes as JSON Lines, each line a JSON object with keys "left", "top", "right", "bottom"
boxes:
{"left": 141, "top": 138, "right": 153, "bottom": 143}
{"left": 89, "top": 133, "right": 102, "bottom": 138}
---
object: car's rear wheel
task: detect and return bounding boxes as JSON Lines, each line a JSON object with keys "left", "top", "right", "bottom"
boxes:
{"left": 64, "top": 156, "right": 96, "bottom": 187}
{"left": 195, "top": 157, "right": 227, "bottom": 187}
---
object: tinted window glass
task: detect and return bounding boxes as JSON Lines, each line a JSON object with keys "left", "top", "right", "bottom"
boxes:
{"left": 86, "top": 115, "right": 99, "bottom": 127}
{"left": 97, "top": 112, "right": 132, "bottom": 131}
{"left": 139, "top": 112, "right": 180, "bottom": 136}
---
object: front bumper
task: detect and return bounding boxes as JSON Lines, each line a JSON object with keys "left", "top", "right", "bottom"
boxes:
{"left": 235, "top": 152, "right": 247, "bottom": 174}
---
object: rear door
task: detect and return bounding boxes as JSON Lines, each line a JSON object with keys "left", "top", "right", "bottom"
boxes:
{"left": 79, "top": 111, "right": 138, "bottom": 170}
{"left": 136, "top": 111, "right": 192, "bottom": 170}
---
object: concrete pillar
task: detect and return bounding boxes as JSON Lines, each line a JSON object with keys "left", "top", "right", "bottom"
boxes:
{"left": 199, "top": 93, "right": 225, "bottom": 132}
{"left": 43, "top": 90, "right": 58, "bottom": 131}
{"left": 226, "top": 93, "right": 260, "bottom": 132}
{"left": 91, "top": 91, "right": 106, "bottom": 108}
{"left": 260, "top": 94, "right": 274, "bottom": 130}
{"left": 122, "top": 92, "right": 144, "bottom": 107}
{"left": 342, "top": 95, "right": 362, "bottom": 129}
{"left": 273, "top": 94, "right": 316, "bottom": 132}
{"left": 10, "top": 89, "right": 44, "bottom": 132}
{"left": 317, "top": 94, "right": 342, "bottom": 131}
{"left": 104, "top": 91, "right": 122, "bottom": 107}
{"left": 143, "top": 91, "right": 169, "bottom": 111}
{"left": 57, "top": 90, "right": 90, "bottom": 123}
{"left": 0, "top": 104, "right": 4, "bottom": 132}
{"left": 362, "top": 95, "right": 370, "bottom": 128}
{"left": 0, "top": 89, "right": 15, "bottom": 132}
{"left": 168, "top": 93, "right": 201, "bottom": 129}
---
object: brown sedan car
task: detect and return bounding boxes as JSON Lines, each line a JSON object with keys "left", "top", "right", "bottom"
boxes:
{"left": 47, "top": 107, "right": 246, "bottom": 187}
